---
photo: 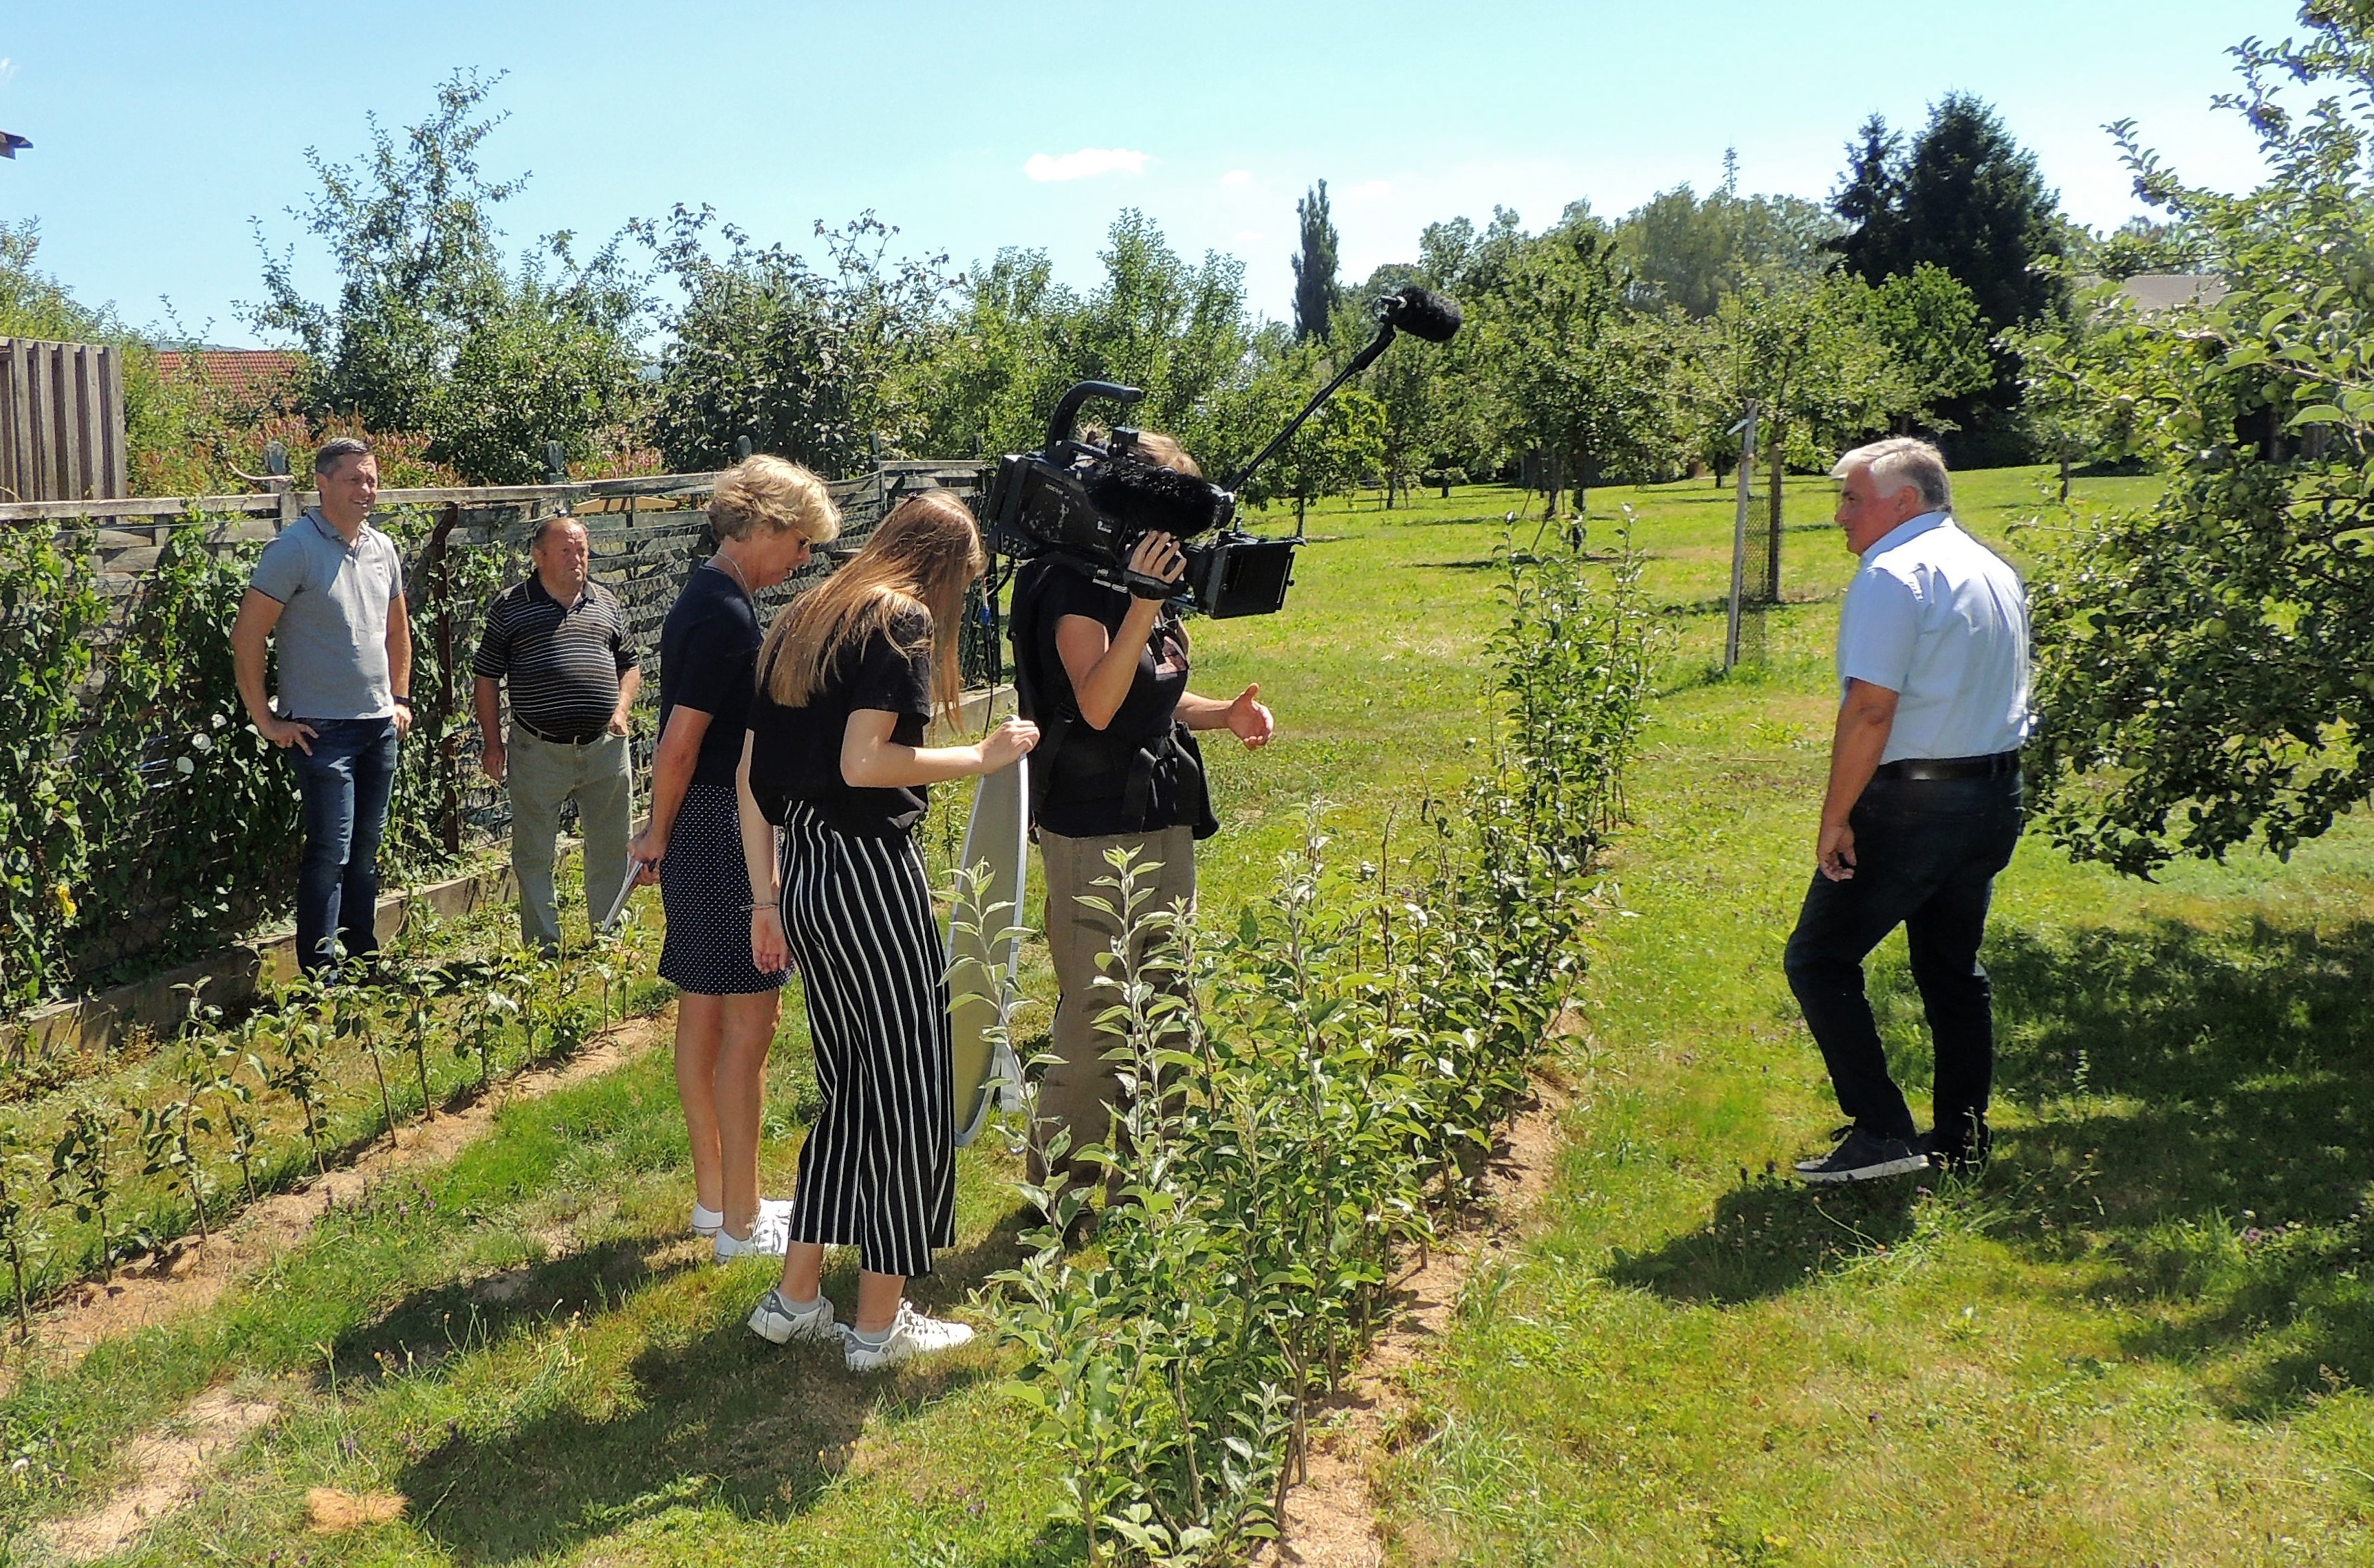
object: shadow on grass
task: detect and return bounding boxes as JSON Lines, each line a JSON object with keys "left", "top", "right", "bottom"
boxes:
{"left": 380, "top": 1201, "right": 1040, "bottom": 1562}
{"left": 1618, "top": 915, "right": 2374, "bottom": 1416}
{"left": 1607, "top": 1176, "right": 1924, "bottom": 1304}
{"left": 1979, "top": 916, "right": 2374, "bottom": 1415}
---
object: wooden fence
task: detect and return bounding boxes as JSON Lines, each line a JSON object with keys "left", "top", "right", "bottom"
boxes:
{"left": 1, "top": 460, "right": 999, "bottom": 988}
{"left": 0, "top": 338, "right": 128, "bottom": 505}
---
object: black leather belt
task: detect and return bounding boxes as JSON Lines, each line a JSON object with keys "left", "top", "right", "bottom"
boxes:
{"left": 514, "top": 718, "right": 610, "bottom": 747}
{"left": 1873, "top": 750, "right": 2021, "bottom": 782}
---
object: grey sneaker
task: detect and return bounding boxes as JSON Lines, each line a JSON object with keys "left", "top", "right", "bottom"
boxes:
{"left": 1792, "top": 1126, "right": 1928, "bottom": 1184}
{"left": 747, "top": 1287, "right": 838, "bottom": 1345}
{"left": 843, "top": 1301, "right": 974, "bottom": 1372}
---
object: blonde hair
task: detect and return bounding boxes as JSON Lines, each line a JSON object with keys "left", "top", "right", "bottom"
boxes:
{"left": 1083, "top": 429, "right": 1203, "bottom": 478}
{"left": 1833, "top": 437, "right": 1952, "bottom": 512}
{"left": 708, "top": 455, "right": 841, "bottom": 545}
{"left": 759, "top": 489, "right": 983, "bottom": 724}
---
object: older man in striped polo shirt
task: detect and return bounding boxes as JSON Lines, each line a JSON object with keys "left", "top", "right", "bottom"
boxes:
{"left": 472, "top": 514, "right": 642, "bottom": 952}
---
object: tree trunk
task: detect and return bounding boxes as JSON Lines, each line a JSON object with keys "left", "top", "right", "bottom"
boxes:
{"left": 1545, "top": 450, "right": 1564, "bottom": 522}
{"left": 1766, "top": 430, "right": 1786, "bottom": 605}
{"left": 2058, "top": 441, "right": 2071, "bottom": 503}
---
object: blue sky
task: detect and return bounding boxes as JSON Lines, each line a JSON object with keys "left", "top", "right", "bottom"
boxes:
{"left": 0, "top": 1, "right": 2297, "bottom": 346}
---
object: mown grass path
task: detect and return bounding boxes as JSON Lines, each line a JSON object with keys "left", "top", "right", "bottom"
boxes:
{"left": 1378, "top": 472, "right": 2374, "bottom": 1565}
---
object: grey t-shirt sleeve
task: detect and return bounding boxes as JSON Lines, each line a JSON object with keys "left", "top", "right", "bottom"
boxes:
{"left": 380, "top": 536, "right": 407, "bottom": 604}
{"left": 249, "top": 529, "right": 309, "bottom": 605}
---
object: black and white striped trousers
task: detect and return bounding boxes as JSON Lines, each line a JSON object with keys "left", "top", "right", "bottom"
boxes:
{"left": 777, "top": 801, "right": 955, "bottom": 1279}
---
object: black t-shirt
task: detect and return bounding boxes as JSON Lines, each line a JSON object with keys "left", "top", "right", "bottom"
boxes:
{"left": 657, "top": 564, "right": 763, "bottom": 788}
{"left": 1015, "top": 558, "right": 1206, "bottom": 838}
{"left": 748, "top": 606, "right": 935, "bottom": 837}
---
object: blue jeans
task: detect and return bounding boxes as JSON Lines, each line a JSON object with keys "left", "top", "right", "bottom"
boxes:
{"left": 290, "top": 717, "right": 400, "bottom": 974}
{"left": 1782, "top": 772, "right": 2023, "bottom": 1144}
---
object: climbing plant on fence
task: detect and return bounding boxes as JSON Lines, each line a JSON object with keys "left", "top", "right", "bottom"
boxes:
{"left": 992, "top": 525, "right": 1656, "bottom": 1565}
{"left": 0, "top": 529, "right": 106, "bottom": 1008}
{"left": 0, "top": 510, "right": 525, "bottom": 1005}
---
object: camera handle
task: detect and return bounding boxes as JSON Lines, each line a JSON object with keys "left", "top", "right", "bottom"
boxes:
{"left": 1221, "top": 324, "right": 1397, "bottom": 494}
{"left": 1045, "top": 381, "right": 1144, "bottom": 454}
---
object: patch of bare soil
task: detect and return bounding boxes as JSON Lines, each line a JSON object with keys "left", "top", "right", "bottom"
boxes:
{"left": 5, "top": 1008, "right": 672, "bottom": 1394}
{"left": 305, "top": 1486, "right": 408, "bottom": 1533}
{"left": 1258, "top": 1041, "right": 1578, "bottom": 1568}
{"left": 34, "top": 1385, "right": 282, "bottom": 1562}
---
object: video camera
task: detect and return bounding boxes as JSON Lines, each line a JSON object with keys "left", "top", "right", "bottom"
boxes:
{"left": 981, "top": 287, "right": 1462, "bottom": 619}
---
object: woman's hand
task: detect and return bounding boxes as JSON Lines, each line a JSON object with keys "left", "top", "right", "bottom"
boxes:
{"left": 750, "top": 904, "right": 789, "bottom": 972}
{"left": 1225, "top": 684, "right": 1274, "bottom": 750}
{"left": 979, "top": 717, "right": 1042, "bottom": 773}
{"left": 625, "top": 829, "right": 665, "bottom": 885}
{"left": 1125, "top": 531, "right": 1187, "bottom": 594}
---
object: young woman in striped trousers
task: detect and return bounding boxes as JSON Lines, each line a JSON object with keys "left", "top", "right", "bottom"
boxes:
{"left": 734, "top": 490, "right": 1038, "bottom": 1371}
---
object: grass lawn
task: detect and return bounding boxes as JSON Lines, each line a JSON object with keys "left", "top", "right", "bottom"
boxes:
{"left": 1375, "top": 469, "right": 2374, "bottom": 1565}
{"left": 8, "top": 466, "right": 2368, "bottom": 1565}
{"left": 0, "top": 478, "right": 1526, "bottom": 1565}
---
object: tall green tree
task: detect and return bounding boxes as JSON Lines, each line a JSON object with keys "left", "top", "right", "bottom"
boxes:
{"left": 1477, "top": 217, "right": 1684, "bottom": 518}
{"left": 646, "top": 208, "right": 953, "bottom": 475}
{"left": 1831, "top": 93, "right": 2069, "bottom": 457}
{"left": 1291, "top": 180, "right": 1341, "bottom": 343}
{"left": 1614, "top": 153, "right": 1842, "bottom": 317}
{"left": 250, "top": 70, "right": 649, "bottom": 483}
{"left": 2018, "top": 6, "right": 2374, "bottom": 874}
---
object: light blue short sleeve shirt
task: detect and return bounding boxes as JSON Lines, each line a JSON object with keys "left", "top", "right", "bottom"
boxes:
{"left": 248, "top": 508, "right": 406, "bottom": 721}
{"left": 1836, "top": 510, "right": 2032, "bottom": 765}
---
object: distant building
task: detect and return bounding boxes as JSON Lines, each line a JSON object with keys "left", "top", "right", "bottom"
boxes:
{"left": 155, "top": 349, "right": 304, "bottom": 403}
{"left": 2111, "top": 274, "right": 2230, "bottom": 314}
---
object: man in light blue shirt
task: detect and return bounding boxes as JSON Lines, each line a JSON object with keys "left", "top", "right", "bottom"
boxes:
{"left": 231, "top": 437, "right": 414, "bottom": 976}
{"left": 1784, "top": 439, "right": 2029, "bottom": 1184}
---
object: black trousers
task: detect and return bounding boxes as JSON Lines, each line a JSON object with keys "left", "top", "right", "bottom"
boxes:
{"left": 1783, "top": 772, "right": 2023, "bottom": 1144}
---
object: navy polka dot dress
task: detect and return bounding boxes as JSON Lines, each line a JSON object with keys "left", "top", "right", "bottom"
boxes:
{"left": 658, "top": 781, "right": 789, "bottom": 996}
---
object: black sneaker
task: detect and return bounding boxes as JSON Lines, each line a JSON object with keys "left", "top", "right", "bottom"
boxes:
{"left": 1923, "top": 1119, "right": 1992, "bottom": 1174}
{"left": 1792, "top": 1127, "right": 1928, "bottom": 1184}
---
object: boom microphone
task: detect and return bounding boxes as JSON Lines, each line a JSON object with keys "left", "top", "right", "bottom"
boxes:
{"left": 1087, "top": 456, "right": 1232, "bottom": 539}
{"left": 1382, "top": 287, "right": 1462, "bottom": 343}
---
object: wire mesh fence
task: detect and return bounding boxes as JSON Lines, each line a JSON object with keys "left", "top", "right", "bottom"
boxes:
{"left": 3, "top": 459, "right": 997, "bottom": 999}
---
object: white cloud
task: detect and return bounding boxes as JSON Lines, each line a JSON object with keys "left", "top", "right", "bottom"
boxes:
{"left": 1024, "top": 147, "right": 1151, "bottom": 182}
{"left": 1220, "top": 168, "right": 1254, "bottom": 186}
{"left": 1234, "top": 230, "right": 1265, "bottom": 242}
{"left": 1349, "top": 178, "right": 1392, "bottom": 198}
{"left": 0, "top": 58, "right": 15, "bottom": 87}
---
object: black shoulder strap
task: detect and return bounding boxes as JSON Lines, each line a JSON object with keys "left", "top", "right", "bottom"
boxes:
{"left": 1008, "top": 560, "right": 1076, "bottom": 816}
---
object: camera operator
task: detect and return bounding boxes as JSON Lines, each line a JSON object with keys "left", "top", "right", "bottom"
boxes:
{"left": 1011, "top": 433, "right": 1275, "bottom": 1211}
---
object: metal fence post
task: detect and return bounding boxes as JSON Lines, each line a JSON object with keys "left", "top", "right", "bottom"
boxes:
{"left": 427, "top": 502, "right": 463, "bottom": 855}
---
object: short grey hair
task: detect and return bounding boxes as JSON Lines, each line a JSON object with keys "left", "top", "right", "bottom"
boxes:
{"left": 530, "top": 511, "right": 586, "bottom": 550}
{"left": 1833, "top": 437, "right": 1951, "bottom": 512}
{"left": 314, "top": 435, "right": 373, "bottom": 477}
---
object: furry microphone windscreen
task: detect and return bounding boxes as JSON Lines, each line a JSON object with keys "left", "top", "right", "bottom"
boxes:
{"left": 1086, "top": 458, "right": 1231, "bottom": 538}
{"left": 1384, "top": 288, "right": 1463, "bottom": 343}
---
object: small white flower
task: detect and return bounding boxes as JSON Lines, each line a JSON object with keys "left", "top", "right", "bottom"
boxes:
{"left": 190, "top": 732, "right": 213, "bottom": 753}
{"left": 175, "top": 756, "right": 195, "bottom": 775}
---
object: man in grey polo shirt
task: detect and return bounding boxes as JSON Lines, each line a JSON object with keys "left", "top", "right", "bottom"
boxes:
{"left": 471, "top": 512, "right": 641, "bottom": 952}
{"left": 1784, "top": 437, "right": 2030, "bottom": 1184}
{"left": 232, "top": 437, "right": 414, "bottom": 977}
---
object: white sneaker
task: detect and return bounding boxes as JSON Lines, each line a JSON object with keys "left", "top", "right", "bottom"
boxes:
{"left": 843, "top": 1301, "right": 974, "bottom": 1372}
{"left": 694, "top": 1197, "right": 792, "bottom": 1239}
{"left": 712, "top": 1210, "right": 792, "bottom": 1261}
{"left": 747, "top": 1287, "right": 838, "bottom": 1344}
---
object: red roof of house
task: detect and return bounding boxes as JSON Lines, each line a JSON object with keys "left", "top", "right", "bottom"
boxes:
{"left": 155, "top": 350, "right": 304, "bottom": 399}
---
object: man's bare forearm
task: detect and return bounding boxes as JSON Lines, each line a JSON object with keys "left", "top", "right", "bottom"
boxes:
{"left": 1821, "top": 681, "right": 1899, "bottom": 827}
